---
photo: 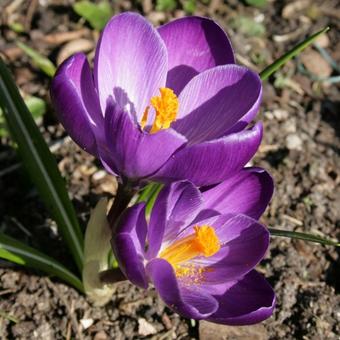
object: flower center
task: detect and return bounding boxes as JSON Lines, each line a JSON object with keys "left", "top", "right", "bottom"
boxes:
{"left": 159, "top": 225, "right": 221, "bottom": 276}
{"left": 141, "top": 87, "right": 179, "bottom": 133}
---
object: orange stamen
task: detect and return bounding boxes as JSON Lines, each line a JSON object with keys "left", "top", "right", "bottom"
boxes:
{"left": 159, "top": 225, "right": 220, "bottom": 278}
{"left": 141, "top": 87, "right": 179, "bottom": 133}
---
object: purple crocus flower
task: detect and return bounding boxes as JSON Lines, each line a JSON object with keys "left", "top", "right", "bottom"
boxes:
{"left": 112, "top": 168, "right": 276, "bottom": 325}
{"left": 51, "top": 12, "right": 263, "bottom": 186}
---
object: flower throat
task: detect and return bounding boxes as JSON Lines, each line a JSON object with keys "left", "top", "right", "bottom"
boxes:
{"left": 159, "top": 225, "right": 221, "bottom": 277}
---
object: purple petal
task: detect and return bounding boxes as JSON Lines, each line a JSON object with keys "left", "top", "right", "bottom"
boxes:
{"left": 188, "top": 214, "right": 269, "bottom": 283}
{"left": 103, "top": 100, "right": 186, "bottom": 179}
{"left": 94, "top": 12, "right": 167, "bottom": 118}
{"left": 50, "top": 53, "right": 103, "bottom": 155}
{"left": 112, "top": 203, "right": 148, "bottom": 289}
{"left": 153, "top": 123, "right": 263, "bottom": 186}
{"left": 172, "top": 65, "right": 262, "bottom": 144}
{"left": 147, "top": 181, "right": 202, "bottom": 259}
{"left": 201, "top": 167, "right": 274, "bottom": 220}
{"left": 158, "top": 17, "right": 234, "bottom": 94}
{"left": 207, "top": 270, "right": 275, "bottom": 325}
{"left": 146, "top": 258, "right": 218, "bottom": 319}
{"left": 198, "top": 281, "right": 237, "bottom": 296}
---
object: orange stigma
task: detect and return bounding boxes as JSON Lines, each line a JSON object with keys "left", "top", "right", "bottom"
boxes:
{"left": 159, "top": 225, "right": 220, "bottom": 278}
{"left": 141, "top": 87, "right": 179, "bottom": 133}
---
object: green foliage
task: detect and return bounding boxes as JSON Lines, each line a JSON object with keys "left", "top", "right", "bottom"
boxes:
{"left": 0, "top": 58, "right": 84, "bottom": 272}
{"left": 156, "top": 0, "right": 177, "bottom": 11}
{"left": 25, "top": 96, "right": 46, "bottom": 119}
{"left": 245, "top": 0, "right": 267, "bottom": 7}
{"left": 269, "top": 228, "right": 340, "bottom": 247}
{"left": 259, "top": 27, "right": 330, "bottom": 80}
{"left": 0, "top": 233, "right": 84, "bottom": 291}
{"left": 145, "top": 184, "right": 163, "bottom": 216}
{"left": 231, "top": 16, "right": 266, "bottom": 37}
{"left": 137, "top": 182, "right": 163, "bottom": 216}
{"left": 0, "top": 109, "right": 9, "bottom": 137}
{"left": 183, "top": 0, "right": 196, "bottom": 14}
{"left": 73, "top": 1, "right": 113, "bottom": 30}
{"left": 250, "top": 50, "right": 268, "bottom": 66}
{"left": 17, "top": 42, "right": 56, "bottom": 77}
{"left": 8, "top": 22, "right": 25, "bottom": 33}
{"left": 0, "top": 95, "right": 46, "bottom": 137}
{"left": 273, "top": 74, "right": 287, "bottom": 88}
{"left": 0, "top": 310, "right": 19, "bottom": 324}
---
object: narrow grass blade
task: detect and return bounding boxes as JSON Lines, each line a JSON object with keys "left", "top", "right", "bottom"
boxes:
{"left": 0, "top": 233, "right": 84, "bottom": 292}
{"left": 260, "top": 27, "right": 330, "bottom": 80}
{"left": 269, "top": 228, "right": 340, "bottom": 247}
{"left": 136, "top": 182, "right": 163, "bottom": 216}
{"left": 145, "top": 184, "right": 163, "bottom": 216}
{"left": 0, "top": 310, "right": 19, "bottom": 324}
{"left": 136, "top": 182, "right": 159, "bottom": 203}
{"left": 17, "top": 42, "right": 56, "bottom": 77}
{"left": 0, "top": 58, "right": 84, "bottom": 272}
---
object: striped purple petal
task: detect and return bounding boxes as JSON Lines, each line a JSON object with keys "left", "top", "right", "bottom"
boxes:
{"left": 158, "top": 16, "right": 234, "bottom": 94}
{"left": 146, "top": 181, "right": 202, "bottom": 259}
{"left": 173, "top": 65, "right": 262, "bottom": 144}
{"left": 153, "top": 123, "right": 263, "bottom": 186}
{"left": 103, "top": 99, "right": 186, "bottom": 180}
{"left": 94, "top": 12, "right": 168, "bottom": 119}
{"left": 146, "top": 258, "right": 218, "bottom": 319}
{"left": 201, "top": 167, "right": 274, "bottom": 219}
{"left": 50, "top": 53, "right": 103, "bottom": 155}
{"left": 207, "top": 270, "right": 276, "bottom": 325}
{"left": 111, "top": 203, "right": 148, "bottom": 289}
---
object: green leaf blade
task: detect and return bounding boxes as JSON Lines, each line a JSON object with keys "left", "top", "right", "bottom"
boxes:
{"left": 73, "top": 1, "right": 112, "bottom": 30}
{"left": 0, "top": 58, "right": 84, "bottom": 272}
{"left": 245, "top": 0, "right": 267, "bottom": 7}
{"left": 269, "top": 228, "right": 340, "bottom": 247}
{"left": 136, "top": 182, "right": 163, "bottom": 216}
{"left": 260, "top": 27, "right": 330, "bottom": 80}
{"left": 25, "top": 96, "right": 46, "bottom": 119}
{"left": 17, "top": 42, "right": 56, "bottom": 77}
{"left": 156, "top": 0, "right": 177, "bottom": 11}
{"left": 0, "top": 233, "right": 84, "bottom": 292}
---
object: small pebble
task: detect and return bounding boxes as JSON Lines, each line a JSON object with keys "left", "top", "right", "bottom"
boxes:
{"left": 80, "top": 318, "right": 94, "bottom": 330}
{"left": 162, "top": 313, "right": 173, "bottom": 330}
{"left": 272, "top": 109, "right": 289, "bottom": 121}
{"left": 92, "top": 170, "right": 107, "bottom": 182}
{"left": 315, "top": 34, "right": 330, "bottom": 48}
{"left": 300, "top": 50, "right": 332, "bottom": 78}
{"left": 286, "top": 134, "right": 303, "bottom": 151}
{"left": 138, "top": 318, "right": 157, "bottom": 336}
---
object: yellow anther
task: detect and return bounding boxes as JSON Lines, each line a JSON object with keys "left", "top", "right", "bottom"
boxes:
{"left": 141, "top": 87, "right": 179, "bottom": 133}
{"left": 193, "top": 225, "right": 221, "bottom": 257}
{"left": 159, "top": 225, "right": 220, "bottom": 278}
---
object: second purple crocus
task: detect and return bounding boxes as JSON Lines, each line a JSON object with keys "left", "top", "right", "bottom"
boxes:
{"left": 51, "top": 12, "right": 263, "bottom": 186}
{"left": 112, "top": 168, "right": 276, "bottom": 325}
